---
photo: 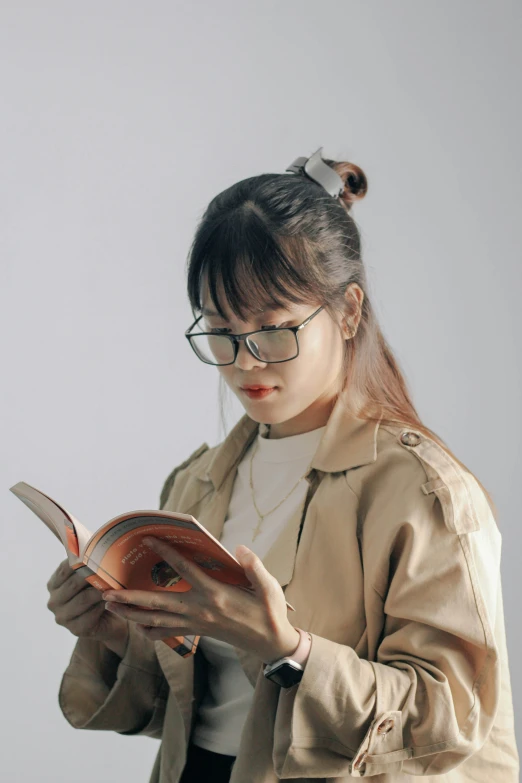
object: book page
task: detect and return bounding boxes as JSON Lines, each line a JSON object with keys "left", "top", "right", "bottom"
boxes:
{"left": 9, "top": 482, "right": 91, "bottom": 566}
{"left": 68, "top": 512, "right": 94, "bottom": 560}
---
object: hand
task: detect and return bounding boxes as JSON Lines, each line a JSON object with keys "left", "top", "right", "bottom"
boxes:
{"left": 47, "top": 559, "right": 129, "bottom": 655}
{"left": 102, "top": 537, "right": 300, "bottom": 663}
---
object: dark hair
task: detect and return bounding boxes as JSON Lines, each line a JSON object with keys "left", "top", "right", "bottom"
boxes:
{"left": 184, "top": 154, "right": 496, "bottom": 517}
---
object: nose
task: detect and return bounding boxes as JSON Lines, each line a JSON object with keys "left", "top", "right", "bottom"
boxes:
{"left": 234, "top": 338, "right": 266, "bottom": 371}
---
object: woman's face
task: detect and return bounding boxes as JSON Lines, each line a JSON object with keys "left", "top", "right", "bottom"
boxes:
{"left": 199, "top": 278, "right": 359, "bottom": 438}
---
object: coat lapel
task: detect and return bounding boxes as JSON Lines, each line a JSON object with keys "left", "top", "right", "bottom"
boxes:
{"left": 191, "top": 391, "right": 381, "bottom": 492}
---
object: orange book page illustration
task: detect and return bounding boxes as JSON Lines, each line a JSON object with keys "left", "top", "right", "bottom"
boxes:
{"left": 84, "top": 514, "right": 252, "bottom": 593}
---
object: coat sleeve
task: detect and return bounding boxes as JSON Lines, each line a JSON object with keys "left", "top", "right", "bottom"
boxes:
{"left": 58, "top": 621, "right": 168, "bottom": 737}
{"left": 58, "top": 443, "right": 210, "bottom": 737}
{"left": 272, "top": 433, "right": 502, "bottom": 778}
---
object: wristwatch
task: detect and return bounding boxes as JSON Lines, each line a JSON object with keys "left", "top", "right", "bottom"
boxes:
{"left": 263, "top": 628, "right": 312, "bottom": 688}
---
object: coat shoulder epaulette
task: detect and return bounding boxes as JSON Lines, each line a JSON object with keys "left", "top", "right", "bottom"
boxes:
{"left": 387, "top": 425, "right": 483, "bottom": 535}
{"left": 159, "top": 442, "right": 210, "bottom": 510}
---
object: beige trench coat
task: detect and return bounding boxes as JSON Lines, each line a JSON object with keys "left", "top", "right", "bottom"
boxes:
{"left": 59, "top": 396, "right": 519, "bottom": 781}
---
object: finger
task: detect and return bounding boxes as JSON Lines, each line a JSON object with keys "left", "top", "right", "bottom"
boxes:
{"left": 235, "top": 545, "right": 278, "bottom": 600}
{"left": 141, "top": 536, "right": 215, "bottom": 592}
{"left": 54, "top": 587, "right": 104, "bottom": 624}
{"left": 48, "top": 572, "right": 92, "bottom": 610}
{"left": 64, "top": 602, "right": 106, "bottom": 636}
{"left": 103, "top": 589, "right": 188, "bottom": 614}
{"left": 105, "top": 601, "right": 187, "bottom": 628}
{"left": 47, "top": 559, "right": 75, "bottom": 592}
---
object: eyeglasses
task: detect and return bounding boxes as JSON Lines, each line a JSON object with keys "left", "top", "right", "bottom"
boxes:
{"left": 185, "top": 305, "right": 325, "bottom": 366}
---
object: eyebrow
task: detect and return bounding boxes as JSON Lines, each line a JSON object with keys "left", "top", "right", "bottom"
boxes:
{"left": 200, "top": 304, "right": 283, "bottom": 319}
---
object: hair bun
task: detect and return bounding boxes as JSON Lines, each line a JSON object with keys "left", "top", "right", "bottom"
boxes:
{"left": 323, "top": 157, "right": 368, "bottom": 210}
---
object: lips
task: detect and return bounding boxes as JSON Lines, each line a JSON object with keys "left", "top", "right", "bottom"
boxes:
{"left": 241, "top": 385, "right": 276, "bottom": 390}
{"left": 241, "top": 386, "right": 277, "bottom": 399}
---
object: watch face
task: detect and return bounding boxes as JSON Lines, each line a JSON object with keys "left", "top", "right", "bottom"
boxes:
{"left": 265, "top": 661, "right": 304, "bottom": 688}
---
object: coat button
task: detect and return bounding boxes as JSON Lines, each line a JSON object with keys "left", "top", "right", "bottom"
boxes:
{"left": 377, "top": 717, "right": 394, "bottom": 734}
{"left": 400, "top": 431, "right": 421, "bottom": 447}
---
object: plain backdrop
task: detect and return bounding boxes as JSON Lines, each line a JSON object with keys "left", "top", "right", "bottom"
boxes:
{"left": 1, "top": 1, "right": 520, "bottom": 781}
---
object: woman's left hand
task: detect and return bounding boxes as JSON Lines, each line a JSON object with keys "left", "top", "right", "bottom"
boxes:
{"left": 102, "top": 536, "right": 300, "bottom": 663}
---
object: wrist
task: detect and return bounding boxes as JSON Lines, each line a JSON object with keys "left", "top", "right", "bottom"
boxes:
{"left": 287, "top": 628, "right": 312, "bottom": 667}
{"left": 264, "top": 625, "right": 301, "bottom": 665}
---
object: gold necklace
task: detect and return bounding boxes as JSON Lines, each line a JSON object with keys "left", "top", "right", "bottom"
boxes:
{"left": 249, "top": 430, "right": 314, "bottom": 541}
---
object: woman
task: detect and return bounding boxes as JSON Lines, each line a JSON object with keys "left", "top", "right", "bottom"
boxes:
{"left": 49, "top": 148, "right": 519, "bottom": 782}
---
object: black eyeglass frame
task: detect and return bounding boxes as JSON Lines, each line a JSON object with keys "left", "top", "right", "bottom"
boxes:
{"left": 185, "top": 304, "right": 325, "bottom": 366}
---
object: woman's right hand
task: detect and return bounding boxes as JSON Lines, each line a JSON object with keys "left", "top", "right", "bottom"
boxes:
{"left": 47, "top": 559, "right": 129, "bottom": 657}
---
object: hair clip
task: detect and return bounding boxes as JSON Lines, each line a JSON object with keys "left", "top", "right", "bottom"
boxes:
{"left": 285, "top": 146, "right": 344, "bottom": 198}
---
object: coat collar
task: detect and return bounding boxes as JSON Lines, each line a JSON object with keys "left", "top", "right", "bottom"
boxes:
{"left": 191, "top": 392, "right": 382, "bottom": 491}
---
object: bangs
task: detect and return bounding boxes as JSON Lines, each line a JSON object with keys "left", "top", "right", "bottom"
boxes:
{"left": 187, "top": 205, "right": 324, "bottom": 322}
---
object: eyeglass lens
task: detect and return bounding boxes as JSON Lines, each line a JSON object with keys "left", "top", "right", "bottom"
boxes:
{"left": 190, "top": 329, "right": 298, "bottom": 365}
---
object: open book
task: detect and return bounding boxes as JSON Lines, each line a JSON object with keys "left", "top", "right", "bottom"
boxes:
{"left": 10, "top": 481, "right": 294, "bottom": 658}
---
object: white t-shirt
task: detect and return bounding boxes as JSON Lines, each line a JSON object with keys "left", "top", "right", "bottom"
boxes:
{"left": 191, "top": 421, "right": 326, "bottom": 756}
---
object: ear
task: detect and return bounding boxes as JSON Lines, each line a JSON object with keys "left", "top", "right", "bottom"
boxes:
{"left": 340, "top": 283, "right": 364, "bottom": 339}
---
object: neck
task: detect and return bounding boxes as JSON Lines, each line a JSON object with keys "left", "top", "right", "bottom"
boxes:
{"left": 264, "top": 396, "right": 337, "bottom": 439}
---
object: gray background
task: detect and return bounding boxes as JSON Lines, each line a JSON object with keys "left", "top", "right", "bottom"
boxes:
{"left": 2, "top": 1, "right": 520, "bottom": 780}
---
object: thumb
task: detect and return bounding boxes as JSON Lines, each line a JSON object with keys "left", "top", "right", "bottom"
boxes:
{"left": 235, "top": 545, "right": 273, "bottom": 597}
